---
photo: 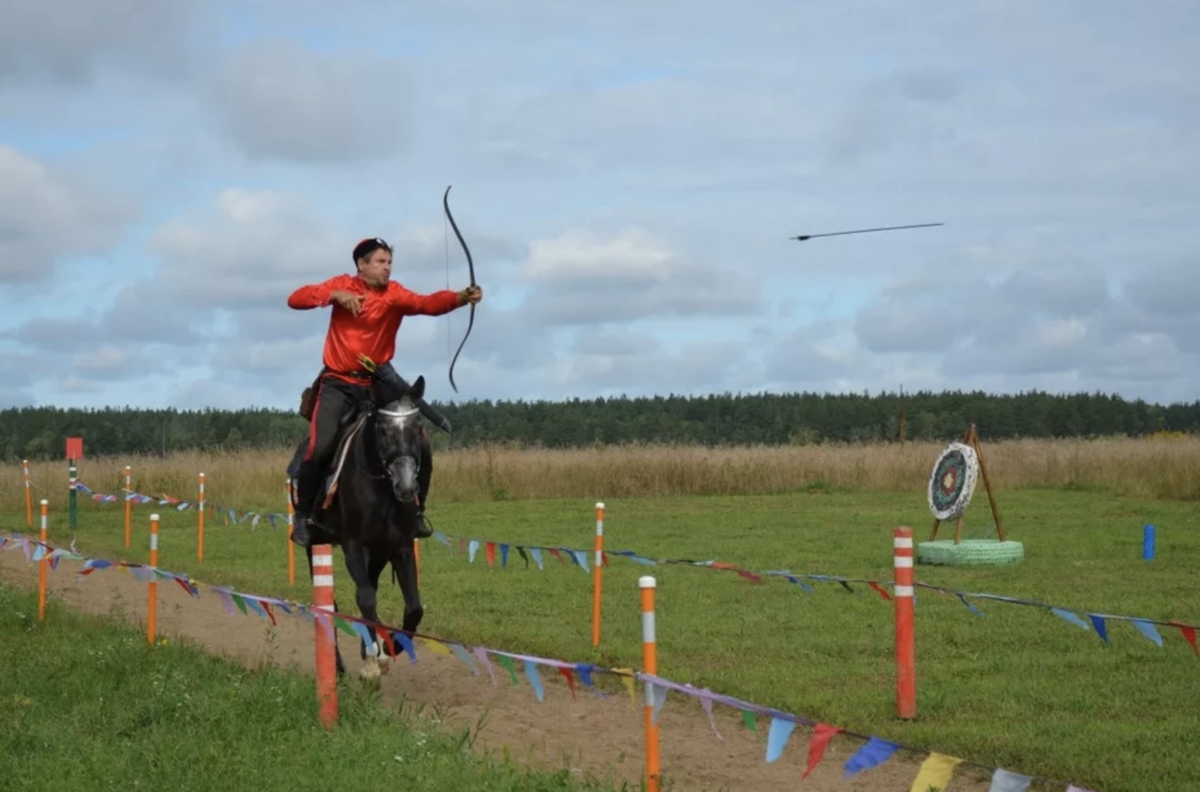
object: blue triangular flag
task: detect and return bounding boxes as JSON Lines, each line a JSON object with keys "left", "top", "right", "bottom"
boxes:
{"left": 524, "top": 660, "right": 545, "bottom": 701}
{"left": 1088, "top": 614, "right": 1110, "bottom": 645}
{"left": 530, "top": 548, "right": 544, "bottom": 570}
{"left": 843, "top": 737, "right": 900, "bottom": 779}
{"left": 468, "top": 540, "right": 480, "bottom": 563}
{"left": 1051, "top": 608, "right": 1091, "bottom": 631}
{"left": 1132, "top": 619, "right": 1164, "bottom": 647}
{"left": 765, "top": 717, "right": 796, "bottom": 762}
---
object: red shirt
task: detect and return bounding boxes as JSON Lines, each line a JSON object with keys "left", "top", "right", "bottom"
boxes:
{"left": 287, "top": 274, "right": 461, "bottom": 382}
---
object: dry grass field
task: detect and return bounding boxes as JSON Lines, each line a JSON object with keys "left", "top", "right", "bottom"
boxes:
{"left": 4, "top": 434, "right": 1200, "bottom": 513}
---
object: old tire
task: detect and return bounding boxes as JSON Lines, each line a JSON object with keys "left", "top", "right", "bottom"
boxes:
{"left": 917, "top": 539, "right": 1025, "bottom": 566}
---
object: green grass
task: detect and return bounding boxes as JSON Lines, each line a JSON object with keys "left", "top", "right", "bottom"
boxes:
{"left": 4, "top": 488, "right": 1200, "bottom": 792}
{"left": 0, "top": 582, "right": 630, "bottom": 792}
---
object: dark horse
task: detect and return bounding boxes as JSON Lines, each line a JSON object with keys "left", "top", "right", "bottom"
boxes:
{"left": 289, "top": 372, "right": 434, "bottom": 682}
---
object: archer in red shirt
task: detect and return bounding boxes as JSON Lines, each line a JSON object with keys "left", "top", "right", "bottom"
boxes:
{"left": 287, "top": 237, "right": 483, "bottom": 547}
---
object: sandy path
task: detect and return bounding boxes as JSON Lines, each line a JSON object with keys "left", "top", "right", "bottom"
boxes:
{"left": 1, "top": 548, "right": 996, "bottom": 792}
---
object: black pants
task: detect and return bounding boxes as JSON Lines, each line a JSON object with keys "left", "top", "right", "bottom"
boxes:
{"left": 293, "top": 372, "right": 433, "bottom": 515}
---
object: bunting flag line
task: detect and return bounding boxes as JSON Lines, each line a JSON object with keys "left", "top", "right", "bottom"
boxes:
{"left": 421, "top": 527, "right": 1200, "bottom": 658}
{"left": 71, "top": 480, "right": 288, "bottom": 530}
{"left": 29, "top": 470, "right": 1199, "bottom": 655}
{"left": 1, "top": 528, "right": 1105, "bottom": 792}
{"left": 15, "top": 470, "right": 1200, "bottom": 658}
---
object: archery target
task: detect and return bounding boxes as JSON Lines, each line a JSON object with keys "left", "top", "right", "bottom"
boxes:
{"left": 927, "top": 441, "right": 980, "bottom": 521}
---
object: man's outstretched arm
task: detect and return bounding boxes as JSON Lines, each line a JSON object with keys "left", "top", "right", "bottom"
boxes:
{"left": 389, "top": 283, "right": 479, "bottom": 316}
{"left": 288, "top": 275, "right": 351, "bottom": 310}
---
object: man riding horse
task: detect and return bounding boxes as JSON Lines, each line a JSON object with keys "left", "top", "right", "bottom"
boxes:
{"left": 286, "top": 236, "right": 483, "bottom": 548}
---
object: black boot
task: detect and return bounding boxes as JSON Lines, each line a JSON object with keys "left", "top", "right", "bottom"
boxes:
{"left": 413, "top": 509, "right": 433, "bottom": 539}
{"left": 291, "top": 512, "right": 313, "bottom": 547}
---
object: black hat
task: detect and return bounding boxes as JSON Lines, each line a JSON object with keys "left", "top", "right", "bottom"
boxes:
{"left": 352, "top": 237, "right": 392, "bottom": 263}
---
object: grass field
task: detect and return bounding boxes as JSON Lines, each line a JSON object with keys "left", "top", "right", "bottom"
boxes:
{"left": 3, "top": 439, "right": 1200, "bottom": 792}
{"left": 0, "top": 583, "right": 625, "bottom": 791}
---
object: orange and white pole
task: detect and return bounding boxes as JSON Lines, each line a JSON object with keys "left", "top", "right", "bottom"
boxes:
{"left": 286, "top": 480, "right": 295, "bottom": 586}
{"left": 123, "top": 465, "right": 132, "bottom": 548}
{"left": 312, "top": 543, "right": 338, "bottom": 729}
{"left": 592, "top": 501, "right": 605, "bottom": 647}
{"left": 23, "top": 460, "right": 32, "bottom": 528}
{"left": 148, "top": 513, "right": 159, "bottom": 645}
{"left": 37, "top": 499, "right": 48, "bottom": 621}
{"left": 197, "top": 472, "right": 206, "bottom": 563}
{"left": 894, "top": 525, "right": 916, "bottom": 719}
{"left": 640, "top": 575, "right": 661, "bottom": 792}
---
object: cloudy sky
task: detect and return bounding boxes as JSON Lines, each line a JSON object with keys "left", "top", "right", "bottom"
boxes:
{"left": 1, "top": 0, "right": 1197, "bottom": 410}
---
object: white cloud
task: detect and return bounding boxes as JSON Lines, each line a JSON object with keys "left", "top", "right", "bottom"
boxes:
{"left": 0, "top": 145, "right": 134, "bottom": 283}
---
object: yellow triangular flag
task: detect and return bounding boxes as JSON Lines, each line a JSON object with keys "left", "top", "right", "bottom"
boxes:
{"left": 615, "top": 668, "right": 636, "bottom": 708}
{"left": 418, "top": 637, "right": 452, "bottom": 656}
{"left": 910, "top": 753, "right": 963, "bottom": 792}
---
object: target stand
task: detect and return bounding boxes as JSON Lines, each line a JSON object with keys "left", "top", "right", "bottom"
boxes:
{"left": 918, "top": 424, "right": 1024, "bottom": 567}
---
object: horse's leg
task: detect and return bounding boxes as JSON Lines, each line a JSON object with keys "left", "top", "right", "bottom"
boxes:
{"left": 305, "top": 542, "right": 346, "bottom": 678}
{"left": 391, "top": 540, "right": 424, "bottom": 638}
{"left": 364, "top": 549, "right": 393, "bottom": 675}
{"left": 341, "top": 539, "right": 384, "bottom": 683}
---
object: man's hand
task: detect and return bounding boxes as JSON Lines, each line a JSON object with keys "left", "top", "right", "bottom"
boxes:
{"left": 331, "top": 290, "right": 366, "bottom": 316}
{"left": 458, "top": 285, "right": 483, "bottom": 306}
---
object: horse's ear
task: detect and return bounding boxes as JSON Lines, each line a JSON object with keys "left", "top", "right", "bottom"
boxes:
{"left": 410, "top": 375, "right": 425, "bottom": 402}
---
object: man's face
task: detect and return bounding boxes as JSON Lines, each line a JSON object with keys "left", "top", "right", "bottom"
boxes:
{"left": 357, "top": 250, "right": 392, "bottom": 288}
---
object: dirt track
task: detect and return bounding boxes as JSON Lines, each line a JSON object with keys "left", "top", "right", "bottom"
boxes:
{"left": 0, "top": 546, "right": 996, "bottom": 791}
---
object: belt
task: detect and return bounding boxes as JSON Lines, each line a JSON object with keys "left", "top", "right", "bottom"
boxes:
{"left": 322, "top": 368, "right": 374, "bottom": 382}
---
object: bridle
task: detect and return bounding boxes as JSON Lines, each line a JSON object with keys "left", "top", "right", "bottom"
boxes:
{"left": 369, "top": 404, "right": 422, "bottom": 484}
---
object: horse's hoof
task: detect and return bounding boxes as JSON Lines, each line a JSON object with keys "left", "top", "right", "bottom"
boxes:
{"left": 377, "top": 654, "right": 392, "bottom": 675}
{"left": 359, "top": 660, "right": 382, "bottom": 685}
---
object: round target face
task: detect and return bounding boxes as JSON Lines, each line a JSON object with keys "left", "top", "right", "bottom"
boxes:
{"left": 927, "top": 442, "right": 980, "bottom": 521}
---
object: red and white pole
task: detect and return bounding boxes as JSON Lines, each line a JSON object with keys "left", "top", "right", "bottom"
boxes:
{"left": 312, "top": 543, "right": 338, "bottom": 729}
{"left": 23, "top": 459, "right": 32, "bottom": 528}
{"left": 592, "top": 501, "right": 605, "bottom": 647}
{"left": 640, "top": 575, "right": 661, "bottom": 791}
{"left": 148, "top": 513, "right": 159, "bottom": 645}
{"left": 894, "top": 525, "right": 916, "bottom": 719}
{"left": 197, "top": 472, "right": 206, "bottom": 563}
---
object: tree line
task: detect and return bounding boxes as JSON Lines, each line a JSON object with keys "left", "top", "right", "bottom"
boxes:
{"left": 1, "top": 389, "right": 1196, "bottom": 461}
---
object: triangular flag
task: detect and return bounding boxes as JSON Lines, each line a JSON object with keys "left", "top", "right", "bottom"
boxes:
{"left": 803, "top": 723, "right": 842, "bottom": 779}
{"left": 615, "top": 668, "right": 636, "bottom": 707}
{"left": 524, "top": 660, "right": 545, "bottom": 701}
{"left": 485, "top": 541, "right": 496, "bottom": 567}
{"left": 1132, "top": 619, "right": 1163, "bottom": 647}
{"left": 988, "top": 768, "right": 1033, "bottom": 792}
{"left": 1169, "top": 621, "right": 1199, "bottom": 656}
{"left": 557, "top": 667, "right": 577, "bottom": 700}
{"left": 909, "top": 752, "right": 963, "bottom": 791}
{"left": 650, "top": 684, "right": 668, "bottom": 723}
{"left": 843, "top": 737, "right": 900, "bottom": 779}
{"left": 473, "top": 647, "right": 497, "bottom": 684}
{"left": 1050, "top": 608, "right": 1091, "bottom": 631}
{"left": 765, "top": 717, "right": 796, "bottom": 762}
{"left": 516, "top": 546, "right": 530, "bottom": 567}
{"left": 496, "top": 654, "right": 520, "bottom": 685}
{"left": 468, "top": 540, "right": 480, "bottom": 563}
{"left": 742, "top": 710, "right": 758, "bottom": 736}
{"left": 500, "top": 543, "right": 509, "bottom": 568}
{"left": 698, "top": 692, "right": 723, "bottom": 740}
{"left": 1087, "top": 614, "right": 1110, "bottom": 645}
{"left": 530, "top": 548, "right": 545, "bottom": 570}
{"left": 449, "top": 644, "right": 479, "bottom": 675}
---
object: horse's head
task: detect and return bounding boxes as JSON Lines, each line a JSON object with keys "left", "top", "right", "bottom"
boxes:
{"left": 372, "top": 374, "right": 426, "bottom": 504}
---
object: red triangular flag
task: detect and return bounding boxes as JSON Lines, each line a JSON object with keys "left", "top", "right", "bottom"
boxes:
{"left": 803, "top": 723, "right": 842, "bottom": 780}
{"left": 1170, "top": 621, "right": 1199, "bottom": 656}
{"left": 485, "top": 542, "right": 496, "bottom": 567}
{"left": 557, "top": 667, "right": 578, "bottom": 700}
{"left": 548, "top": 548, "right": 565, "bottom": 565}
{"left": 259, "top": 601, "right": 278, "bottom": 627}
{"left": 868, "top": 581, "right": 892, "bottom": 601}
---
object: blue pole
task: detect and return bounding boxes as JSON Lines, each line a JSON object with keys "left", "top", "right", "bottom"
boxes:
{"left": 1142, "top": 523, "right": 1156, "bottom": 562}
